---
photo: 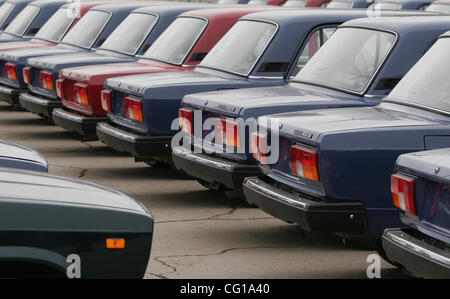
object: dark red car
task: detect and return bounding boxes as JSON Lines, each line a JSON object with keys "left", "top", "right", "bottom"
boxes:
{"left": 53, "top": 6, "right": 283, "bottom": 140}
{"left": 0, "top": 1, "right": 116, "bottom": 53}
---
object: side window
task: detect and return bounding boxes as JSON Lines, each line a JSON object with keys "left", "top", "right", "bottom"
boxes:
{"left": 291, "top": 27, "right": 336, "bottom": 77}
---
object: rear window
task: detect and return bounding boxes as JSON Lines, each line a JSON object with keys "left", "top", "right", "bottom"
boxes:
{"left": 283, "top": 0, "right": 307, "bottom": 7}
{"left": 0, "top": 2, "right": 15, "bottom": 28}
{"left": 248, "top": 0, "right": 268, "bottom": 5}
{"left": 386, "top": 38, "right": 450, "bottom": 113}
{"left": 426, "top": 3, "right": 450, "bottom": 14}
{"left": 326, "top": 1, "right": 354, "bottom": 8}
{"left": 144, "top": 17, "right": 207, "bottom": 65}
{"left": 295, "top": 28, "right": 396, "bottom": 93}
{"left": 35, "top": 7, "right": 79, "bottom": 42}
{"left": 100, "top": 13, "right": 158, "bottom": 55}
{"left": 61, "top": 10, "right": 110, "bottom": 49}
{"left": 4, "top": 5, "right": 40, "bottom": 36}
{"left": 200, "top": 20, "right": 277, "bottom": 76}
{"left": 368, "top": 2, "right": 403, "bottom": 10}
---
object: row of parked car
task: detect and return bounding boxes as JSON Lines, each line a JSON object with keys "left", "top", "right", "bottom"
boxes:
{"left": 0, "top": 0, "right": 447, "bottom": 278}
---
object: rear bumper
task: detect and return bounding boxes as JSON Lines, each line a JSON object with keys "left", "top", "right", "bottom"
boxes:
{"left": 382, "top": 228, "right": 450, "bottom": 278}
{"left": 53, "top": 108, "right": 107, "bottom": 140}
{"left": 243, "top": 177, "right": 366, "bottom": 235}
{"left": 172, "top": 146, "right": 259, "bottom": 189}
{"left": 0, "top": 84, "right": 27, "bottom": 105}
{"left": 19, "top": 92, "right": 62, "bottom": 118}
{"left": 96, "top": 122, "right": 172, "bottom": 159}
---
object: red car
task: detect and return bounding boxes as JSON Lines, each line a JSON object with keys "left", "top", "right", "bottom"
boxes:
{"left": 0, "top": 1, "right": 111, "bottom": 53}
{"left": 53, "top": 6, "right": 284, "bottom": 140}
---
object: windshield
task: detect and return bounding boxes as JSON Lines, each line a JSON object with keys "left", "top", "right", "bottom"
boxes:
{"left": 0, "top": 2, "right": 15, "bottom": 28}
{"left": 248, "top": 0, "right": 268, "bottom": 5}
{"left": 368, "top": 2, "right": 403, "bottom": 10}
{"left": 283, "top": 0, "right": 307, "bottom": 6}
{"left": 100, "top": 13, "right": 158, "bottom": 55}
{"left": 4, "top": 5, "right": 39, "bottom": 36}
{"left": 35, "top": 7, "right": 79, "bottom": 42}
{"left": 387, "top": 38, "right": 450, "bottom": 113}
{"left": 144, "top": 17, "right": 206, "bottom": 65}
{"left": 61, "top": 10, "right": 110, "bottom": 49}
{"left": 326, "top": 1, "right": 353, "bottom": 8}
{"left": 200, "top": 20, "right": 277, "bottom": 76}
{"left": 426, "top": 3, "right": 450, "bottom": 13}
{"left": 295, "top": 28, "right": 396, "bottom": 93}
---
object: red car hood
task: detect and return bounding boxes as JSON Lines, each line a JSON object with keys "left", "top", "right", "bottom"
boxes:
{"left": 0, "top": 39, "right": 55, "bottom": 52}
{"left": 61, "top": 59, "right": 187, "bottom": 85}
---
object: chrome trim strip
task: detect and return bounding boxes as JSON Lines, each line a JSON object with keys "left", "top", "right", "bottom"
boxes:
{"left": 173, "top": 146, "right": 234, "bottom": 171}
{"left": 386, "top": 231, "right": 450, "bottom": 267}
{"left": 245, "top": 177, "right": 307, "bottom": 209}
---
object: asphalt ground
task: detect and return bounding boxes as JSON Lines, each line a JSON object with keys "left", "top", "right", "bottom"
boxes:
{"left": 0, "top": 101, "right": 410, "bottom": 279}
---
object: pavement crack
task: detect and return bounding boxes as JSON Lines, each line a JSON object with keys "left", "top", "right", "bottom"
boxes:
{"left": 153, "top": 256, "right": 178, "bottom": 279}
{"left": 78, "top": 169, "right": 88, "bottom": 178}
{"left": 151, "top": 246, "right": 291, "bottom": 279}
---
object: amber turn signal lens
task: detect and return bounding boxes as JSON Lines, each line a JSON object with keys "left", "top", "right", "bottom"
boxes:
{"left": 106, "top": 238, "right": 125, "bottom": 249}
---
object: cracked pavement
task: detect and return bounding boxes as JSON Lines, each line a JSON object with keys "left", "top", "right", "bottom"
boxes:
{"left": 0, "top": 102, "right": 410, "bottom": 279}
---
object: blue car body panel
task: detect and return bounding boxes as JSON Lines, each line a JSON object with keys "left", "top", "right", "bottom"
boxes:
{"left": 395, "top": 149, "right": 450, "bottom": 244}
{"left": 0, "top": 0, "right": 69, "bottom": 43}
{"left": 382, "top": 148, "right": 450, "bottom": 278}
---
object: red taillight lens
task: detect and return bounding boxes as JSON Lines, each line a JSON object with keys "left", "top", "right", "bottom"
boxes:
{"left": 216, "top": 118, "right": 241, "bottom": 148}
{"left": 179, "top": 108, "right": 193, "bottom": 135}
{"left": 250, "top": 131, "right": 268, "bottom": 164}
{"left": 391, "top": 173, "right": 416, "bottom": 215}
{"left": 290, "top": 145, "right": 319, "bottom": 181}
{"left": 5, "top": 63, "right": 17, "bottom": 80}
{"left": 23, "top": 67, "right": 31, "bottom": 84}
{"left": 124, "top": 96, "right": 143, "bottom": 122}
{"left": 74, "top": 82, "right": 88, "bottom": 105}
{"left": 39, "top": 71, "right": 54, "bottom": 90}
{"left": 101, "top": 90, "right": 111, "bottom": 113}
{"left": 56, "top": 79, "right": 64, "bottom": 99}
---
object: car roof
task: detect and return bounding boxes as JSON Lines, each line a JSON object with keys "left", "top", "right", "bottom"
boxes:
{"left": 90, "top": 1, "right": 165, "bottom": 14}
{"left": 343, "top": 15, "right": 450, "bottom": 33}
{"left": 241, "top": 8, "right": 424, "bottom": 24}
{"left": 62, "top": 1, "right": 118, "bottom": 11}
{"left": 132, "top": 3, "right": 213, "bottom": 16}
{"left": 6, "top": 0, "right": 33, "bottom": 4}
{"left": 181, "top": 5, "right": 283, "bottom": 19}
{"left": 0, "top": 167, "right": 148, "bottom": 213}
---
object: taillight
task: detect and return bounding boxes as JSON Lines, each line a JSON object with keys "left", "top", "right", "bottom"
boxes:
{"left": 179, "top": 108, "right": 193, "bottom": 135}
{"left": 39, "top": 71, "right": 54, "bottom": 90}
{"left": 74, "top": 82, "right": 88, "bottom": 105}
{"left": 124, "top": 96, "right": 144, "bottom": 122}
{"left": 23, "top": 67, "right": 31, "bottom": 84}
{"left": 5, "top": 63, "right": 17, "bottom": 80}
{"left": 391, "top": 173, "right": 416, "bottom": 215}
{"left": 290, "top": 145, "right": 319, "bottom": 181}
{"left": 56, "top": 79, "right": 64, "bottom": 99}
{"left": 216, "top": 118, "right": 241, "bottom": 148}
{"left": 251, "top": 131, "right": 268, "bottom": 164}
{"left": 101, "top": 90, "right": 111, "bottom": 112}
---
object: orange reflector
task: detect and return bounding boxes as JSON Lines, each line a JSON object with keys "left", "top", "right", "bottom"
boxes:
{"left": 106, "top": 238, "right": 125, "bottom": 249}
